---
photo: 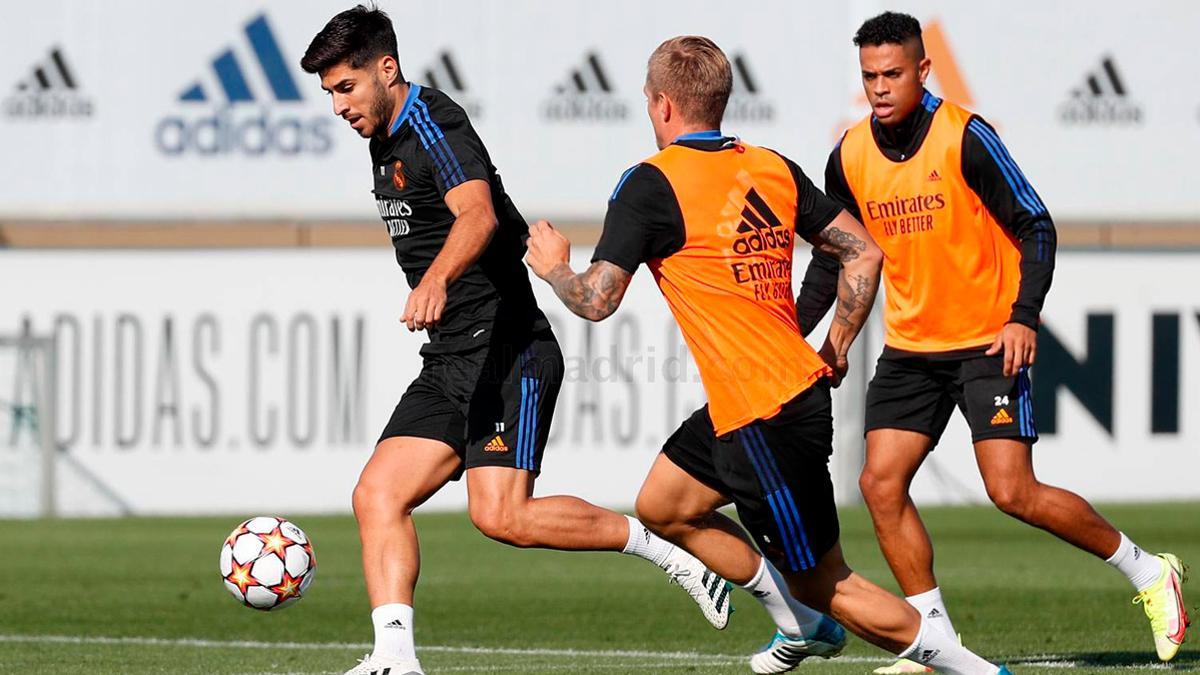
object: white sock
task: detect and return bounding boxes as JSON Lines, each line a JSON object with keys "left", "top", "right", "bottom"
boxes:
{"left": 371, "top": 603, "right": 416, "bottom": 661}
{"left": 620, "top": 515, "right": 675, "bottom": 568}
{"left": 1105, "top": 532, "right": 1162, "bottom": 591}
{"left": 740, "top": 558, "right": 824, "bottom": 637}
{"left": 906, "top": 587, "right": 957, "bottom": 638}
{"left": 900, "top": 618, "right": 999, "bottom": 675}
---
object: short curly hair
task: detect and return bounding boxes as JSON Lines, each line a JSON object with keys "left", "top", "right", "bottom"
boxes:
{"left": 853, "top": 12, "right": 924, "bottom": 59}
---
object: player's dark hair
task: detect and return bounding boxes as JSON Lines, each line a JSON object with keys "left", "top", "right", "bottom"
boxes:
{"left": 300, "top": 4, "right": 402, "bottom": 77}
{"left": 853, "top": 12, "right": 925, "bottom": 59}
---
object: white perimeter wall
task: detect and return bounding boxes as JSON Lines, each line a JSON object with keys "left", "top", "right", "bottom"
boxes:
{"left": 0, "top": 249, "right": 1196, "bottom": 515}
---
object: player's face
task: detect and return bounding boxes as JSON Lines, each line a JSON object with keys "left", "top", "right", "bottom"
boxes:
{"left": 319, "top": 60, "right": 394, "bottom": 138}
{"left": 859, "top": 41, "right": 930, "bottom": 127}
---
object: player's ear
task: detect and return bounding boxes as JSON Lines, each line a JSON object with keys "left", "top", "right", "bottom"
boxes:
{"left": 917, "top": 56, "right": 931, "bottom": 86}
{"left": 379, "top": 54, "right": 400, "bottom": 87}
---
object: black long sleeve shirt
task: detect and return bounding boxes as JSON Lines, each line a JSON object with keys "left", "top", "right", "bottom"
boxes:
{"left": 797, "top": 92, "right": 1056, "bottom": 341}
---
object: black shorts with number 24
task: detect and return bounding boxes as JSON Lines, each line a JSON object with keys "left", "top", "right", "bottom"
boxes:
{"left": 865, "top": 347, "right": 1038, "bottom": 447}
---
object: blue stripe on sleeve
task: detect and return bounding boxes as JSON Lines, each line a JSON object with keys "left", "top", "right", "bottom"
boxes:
{"left": 610, "top": 165, "right": 639, "bottom": 201}
{"left": 411, "top": 100, "right": 467, "bottom": 188}
{"left": 967, "top": 120, "right": 1047, "bottom": 216}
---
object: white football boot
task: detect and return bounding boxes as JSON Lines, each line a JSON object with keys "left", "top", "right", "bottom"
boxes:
{"left": 342, "top": 653, "right": 424, "bottom": 675}
{"left": 660, "top": 546, "right": 733, "bottom": 629}
{"left": 750, "top": 615, "right": 847, "bottom": 673}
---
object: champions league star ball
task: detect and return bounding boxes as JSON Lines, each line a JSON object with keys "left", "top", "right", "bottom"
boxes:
{"left": 219, "top": 516, "right": 316, "bottom": 611}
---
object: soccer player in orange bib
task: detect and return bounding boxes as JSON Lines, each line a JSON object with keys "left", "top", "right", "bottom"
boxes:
{"left": 528, "top": 36, "right": 1009, "bottom": 675}
{"left": 796, "top": 13, "right": 1188, "bottom": 672}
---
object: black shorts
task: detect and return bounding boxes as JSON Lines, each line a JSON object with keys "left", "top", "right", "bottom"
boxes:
{"left": 379, "top": 328, "right": 563, "bottom": 477}
{"left": 864, "top": 348, "right": 1038, "bottom": 447}
{"left": 662, "top": 381, "right": 840, "bottom": 574}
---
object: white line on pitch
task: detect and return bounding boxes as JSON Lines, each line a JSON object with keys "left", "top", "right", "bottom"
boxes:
{"left": 2, "top": 634, "right": 1178, "bottom": 671}
{"left": 0, "top": 633, "right": 766, "bottom": 663}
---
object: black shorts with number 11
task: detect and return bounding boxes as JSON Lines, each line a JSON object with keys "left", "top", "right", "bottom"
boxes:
{"left": 379, "top": 328, "right": 563, "bottom": 477}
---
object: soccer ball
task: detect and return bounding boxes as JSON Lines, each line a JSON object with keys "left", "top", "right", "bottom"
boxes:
{"left": 219, "top": 516, "right": 316, "bottom": 611}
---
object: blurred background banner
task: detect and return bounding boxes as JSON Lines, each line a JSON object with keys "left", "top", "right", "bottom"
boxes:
{"left": 2, "top": 1, "right": 1199, "bottom": 516}
{"left": 2, "top": 249, "right": 1197, "bottom": 515}
{"left": 3, "top": 0, "right": 1200, "bottom": 221}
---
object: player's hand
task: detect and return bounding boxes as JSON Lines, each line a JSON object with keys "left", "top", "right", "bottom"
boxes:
{"left": 401, "top": 276, "right": 447, "bottom": 332}
{"left": 818, "top": 340, "right": 848, "bottom": 388}
{"left": 986, "top": 322, "right": 1037, "bottom": 377}
{"left": 525, "top": 219, "right": 571, "bottom": 280}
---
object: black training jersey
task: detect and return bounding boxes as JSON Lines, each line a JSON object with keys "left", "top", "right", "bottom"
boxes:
{"left": 369, "top": 84, "right": 547, "bottom": 353}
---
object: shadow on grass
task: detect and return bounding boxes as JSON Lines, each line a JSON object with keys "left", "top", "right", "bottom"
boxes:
{"left": 1010, "top": 650, "right": 1200, "bottom": 670}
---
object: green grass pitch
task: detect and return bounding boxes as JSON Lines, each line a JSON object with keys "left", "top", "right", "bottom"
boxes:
{"left": 0, "top": 503, "right": 1196, "bottom": 674}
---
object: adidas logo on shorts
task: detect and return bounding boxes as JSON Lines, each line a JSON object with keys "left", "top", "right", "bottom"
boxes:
{"left": 484, "top": 435, "right": 509, "bottom": 452}
{"left": 990, "top": 409, "right": 1014, "bottom": 426}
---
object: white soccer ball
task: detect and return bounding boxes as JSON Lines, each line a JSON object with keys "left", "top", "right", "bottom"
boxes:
{"left": 219, "top": 516, "right": 316, "bottom": 611}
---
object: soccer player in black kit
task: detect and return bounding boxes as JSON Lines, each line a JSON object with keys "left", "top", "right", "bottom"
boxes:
{"left": 300, "top": 7, "right": 731, "bottom": 674}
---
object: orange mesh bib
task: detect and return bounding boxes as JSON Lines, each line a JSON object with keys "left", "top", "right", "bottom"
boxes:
{"left": 840, "top": 102, "right": 1021, "bottom": 352}
{"left": 643, "top": 142, "right": 830, "bottom": 434}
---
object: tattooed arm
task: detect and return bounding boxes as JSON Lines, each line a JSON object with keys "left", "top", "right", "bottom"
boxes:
{"left": 542, "top": 261, "right": 632, "bottom": 321}
{"left": 809, "top": 210, "right": 883, "bottom": 384}
{"left": 525, "top": 220, "right": 633, "bottom": 321}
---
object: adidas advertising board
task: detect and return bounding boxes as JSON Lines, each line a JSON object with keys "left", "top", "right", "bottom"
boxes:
{"left": 724, "top": 54, "right": 776, "bottom": 124}
{"left": 3, "top": 47, "right": 93, "bottom": 119}
{"left": 1057, "top": 56, "right": 1143, "bottom": 126}
{"left": 3, "top": 248, "right": 1199, "bottom": 515}
{"left": 541, "top": 52, "right": 629, "bottom": 122}
{"left": 1, "top": 1, "right": 1199, "bottom": 219}
{"left": 154, "top": 14, "right": 333, "bottom": 156}
{"left": 420, "top": 51, "right": 483, "bottom": 120}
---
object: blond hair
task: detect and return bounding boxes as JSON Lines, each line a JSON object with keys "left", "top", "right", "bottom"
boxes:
{"left": 646, "top": 36, "right": 732, "bottom": 128}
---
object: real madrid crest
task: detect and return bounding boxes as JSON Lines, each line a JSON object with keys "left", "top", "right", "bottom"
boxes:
{"left": 392, "top": 161, "right": 406, "bottom": 190}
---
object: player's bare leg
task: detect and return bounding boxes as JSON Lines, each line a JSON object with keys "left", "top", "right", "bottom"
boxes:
{"left": 465, "top": 464, "right": 733, "bottom": 629}
{"left": 635, "top": 453, "right": 760, "bottom": 583}
{"left": 974, "top": 438, "right": 1118, "bottom": 555}
{"left": 784, "top": 545, "right": 1000, "bottom": 675}
{"left": 355, "top": 437, "right": 461, "bottom": 606}
{"left": 859, "top": 429, "right": 938, "bottom": 596}
{"left": 637, "top": 453, "right": 848, "bottom": 672}
{"left": 351, "top": 436, "right": 462, "bottom": 673}
{"left": 974, "top": 439, "right": 1188, "bottom": 660}
{"left": 861, "top": 430, "right": 962, "bottom": 673}
{"left": 786, "top": 544, "right": 916, "bottom": 653}
{"left": 465, "top": 466, "right": 629, "bottom": 550}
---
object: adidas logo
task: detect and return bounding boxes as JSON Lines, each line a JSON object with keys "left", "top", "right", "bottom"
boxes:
{"left": 421, "top": 51, "right": 483, "bottom": 119}
{"left": 4, "top": 46, "right": 93, "bottom": 119}
{"left": 1059, "top": 55, "right": 1143, "bottom": 126}
{"left": 384, "top": 619, "right": 407, "bottom": 629}
{"left": 177, "top": 14, "right": 300, "bottom": 104}
{"left": 542, "top": 51, "right": 628, "bottom": 122}
{"left": 927, "top": 608, "right": 943, "bottom": 618}
{"left": 927, "top": 170, "right": 942, "bottom": 182}
{"left": 731, "top": 188, "right": 793, "bottom": 256}
{"left": 725, "top": 53, "right": 775, "bottom": 124}
{"left": 919, "top": 649, "right": 941, "bottom": 663}
{"left": 483, "top": 435, "right": 509, "bottom": 453}
{"left": 990, "top": 409, "right": 1014, "bottom": 426}
{"left": 153, "top": 13, "right": 333, "bottom": 156}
